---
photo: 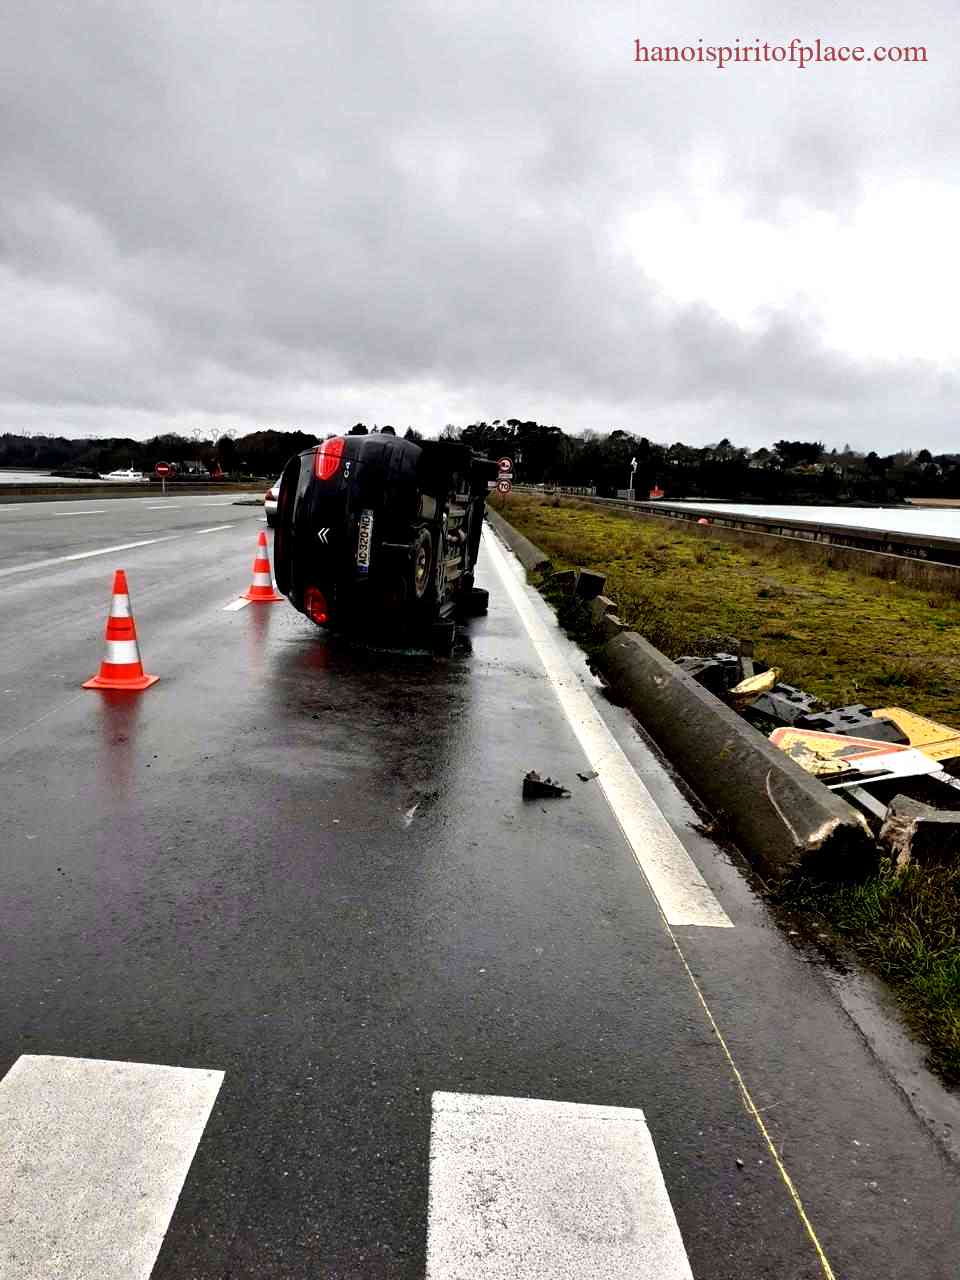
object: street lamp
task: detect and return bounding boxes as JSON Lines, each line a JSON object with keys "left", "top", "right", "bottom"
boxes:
{"left": 628, "top": 456, "right": 637, "bottom": 500}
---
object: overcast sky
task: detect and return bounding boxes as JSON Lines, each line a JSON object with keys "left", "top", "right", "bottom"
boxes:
{"left": 1, "top": 0, "right": 956, "bottom": 450}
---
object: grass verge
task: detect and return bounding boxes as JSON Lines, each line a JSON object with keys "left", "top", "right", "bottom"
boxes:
{"left": 492, "top": 492, "right": 960, "bottom": 1084}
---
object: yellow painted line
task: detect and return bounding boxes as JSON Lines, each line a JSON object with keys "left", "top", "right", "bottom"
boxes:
{"left": 664, "top": 931, "right": 837, "bottom": 1280}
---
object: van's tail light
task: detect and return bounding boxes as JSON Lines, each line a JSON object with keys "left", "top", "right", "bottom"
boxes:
{"left": 314, "top": 437, "right": 346, "bottom": 481}
{"left": 304, "top": 586, "right": 329, "bottom": 626}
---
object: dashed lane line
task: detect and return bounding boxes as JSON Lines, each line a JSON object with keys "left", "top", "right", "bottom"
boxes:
{"left": 0, "top": 525, "right": 238, "bottom": 581}
{"left": 53, "top": 510, "right": 107, "bottom": 516}
{"left": 426, "top": 1091, "right": 693, "bottom": 1279}
{"left": 146, "top": 504, "right": 183, "bottom": 509}
{"left": 0, "top": 1054, "right": 223, "bottom": 1280}
{"left": 483, "top": 526, "right": 731, "bottom": 929}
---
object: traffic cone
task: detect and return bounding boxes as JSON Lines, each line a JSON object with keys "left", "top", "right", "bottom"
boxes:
{"left": 242, "top": 529, "right": 284, "bottom": 603}
{"left": 83, "top": 570, "right": 159, "bottom": 690}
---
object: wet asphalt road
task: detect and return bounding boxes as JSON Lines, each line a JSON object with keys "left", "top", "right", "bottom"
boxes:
{"left": 1, "top": 495, "right": 958, "bottom": 1278}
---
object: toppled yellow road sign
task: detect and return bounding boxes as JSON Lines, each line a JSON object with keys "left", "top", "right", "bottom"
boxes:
{"left": 872, "top": 707, "right": 960, "bottom": 762}
{"left": 768, "top": 727, "right": 908, "bottom": 777}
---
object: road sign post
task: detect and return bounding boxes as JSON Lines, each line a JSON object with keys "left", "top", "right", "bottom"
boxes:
{"left": 154, "top": 461, "right": 172, "bottom": 496}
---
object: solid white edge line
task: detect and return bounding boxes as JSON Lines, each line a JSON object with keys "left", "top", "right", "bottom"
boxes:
{"left": 0, "top": 1054, "right": 224, "bottom": 1280}
{"left": 483, "top": 527, "right": 732, "bottom": 929}
{"left": 426, "top": 1091, "right": 693, "bottom": 1280}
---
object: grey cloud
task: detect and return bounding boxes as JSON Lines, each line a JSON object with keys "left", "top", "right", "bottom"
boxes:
{"left": 0, "top": 0, "right": 956, "bottom": 449}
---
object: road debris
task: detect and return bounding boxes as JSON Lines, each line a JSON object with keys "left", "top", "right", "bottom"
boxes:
{"left": 573, "top": 569, "right": 607, "bottom": 601}
{"left": 872, "top": 707, "right": 960, "bottom": 762}
{"left": 577, "top": 770, "right": 599, "bottom": 782}
{"left": 728, "top": 667, "right": 780, "bottom": 710}
{"left": 793, "top": 704, "right": 909, "bottom": 744}
{"left": 676, "top": 652, "right": 744, "bottom": 697}
{"left": 768, "top": 728, "right": 940, "bottom": 788}
{"left": 522, "top": 770, "right": 571, "bottom": 799}
{"left": 880, "top": 794, "right": 960, "bottom": 868}
{"left": 742, "top": 681, "right": 821, "bottom": 727}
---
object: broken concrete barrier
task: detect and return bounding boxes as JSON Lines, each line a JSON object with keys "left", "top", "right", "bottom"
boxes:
{"left": 546, "top": 569, "right": 577, "bottom": 592}
{"left": 574, "top": 570, "right": 606, "bottom": 601}
{"left": 600, "top": 613, "right": 628, "bottom": 641}
{"left": 880, "top": 794, "right": 960, "bottom": 869}
{"left": 603, "top": 630, "right": 876, "bottom": 880}
{"left": 589, "top": 594, "right": 617, "bottom": 625}
{"left": 485, "top": 506, "right": 552, "bottom": 574}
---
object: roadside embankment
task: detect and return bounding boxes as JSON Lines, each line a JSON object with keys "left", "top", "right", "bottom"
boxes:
{"left": 513, "top": 486, "right": 960, "bottom": 595}
{"left": 493, "top": 492, "right": 960, "bottom": 725}
{"left": 486, "top": 501, "right": 874, "bottom": 883}
{"left": 487, "top": 494, "right": 960, "bottom": 1083}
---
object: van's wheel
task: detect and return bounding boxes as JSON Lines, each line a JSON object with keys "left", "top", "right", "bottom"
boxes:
{"left": 467, "top": 587, "right": 489, "bottom": 616}
{"left": 410, "top": 527, "right": 434, "bottom": 602}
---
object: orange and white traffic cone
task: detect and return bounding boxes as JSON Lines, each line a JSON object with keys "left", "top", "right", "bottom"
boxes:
{"left": 242, "top": 529, "right": 284, "bottom": 603}
{"left": 83, "top": 569, "right": 159, "bottom": 690}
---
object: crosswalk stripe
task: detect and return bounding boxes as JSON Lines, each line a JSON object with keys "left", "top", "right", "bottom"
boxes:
{"left": 425, "top": 1091, "right": 693, "bottom": 1279}
{"left": 0, "top": 1054, "right": 224, "bottom": 1280}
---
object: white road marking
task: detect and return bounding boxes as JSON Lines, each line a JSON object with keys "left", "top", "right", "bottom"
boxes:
{"left": 426, "top": 1091, "right": 693, "bottom": 1280}
{"left": 0, "top": 524, "right": 240, "bottom": 581}
{"left": 53, "top": 510, "right": 107, "bottom": 516}
{"left": 0, "top": 1054, "right": 223, "bottom": 1280}
{"left": 198, "top": 501, "right": 234, "bottom": 506}
{"left": 223, "top": 596, "right": 251, "bottom": 611}
{"left": 484, "top": 529, "right": 732, "bottom": 928}
{"left": 146, "top": 504, "right": 183, "bottom": 509}
{"left": 0, "top": 536, "right": 179, "bottom": 580}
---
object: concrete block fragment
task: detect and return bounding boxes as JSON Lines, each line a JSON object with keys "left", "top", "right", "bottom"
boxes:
{"left": 574, "top": 569, "right": 606, "bottom": 601}
{"left": 880, "top": 794, "right": 960, "bottom": 869}
{"left": 546, "top": 569, "right": 577, "bottom": 592}
{"left": 589, "top": 594, "right": 617, "bottom": 625}
{"left": 796, "top": 704, "right": 909, "bottom": 744}
{"left": 600, "top": 613, "right": 628, "bottom": 641}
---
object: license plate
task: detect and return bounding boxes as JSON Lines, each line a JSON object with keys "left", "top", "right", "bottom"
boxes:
{"left": 356, "top": 508, "right": 374, "bottom": 573}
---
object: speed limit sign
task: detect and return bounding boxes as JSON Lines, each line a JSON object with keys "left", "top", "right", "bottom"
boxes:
{"left": 496, "top": 478, "right": 512, "bottom": 494}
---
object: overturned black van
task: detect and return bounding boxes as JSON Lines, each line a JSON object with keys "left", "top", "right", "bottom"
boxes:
{"left": 273, "top": 434, "right": 499, "bottom": 648}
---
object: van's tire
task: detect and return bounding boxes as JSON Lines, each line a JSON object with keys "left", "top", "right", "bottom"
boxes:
{"left": 410, "top": 527, "right": 434, "bottom": 602}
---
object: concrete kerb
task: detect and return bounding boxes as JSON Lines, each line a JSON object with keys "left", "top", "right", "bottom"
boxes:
{"left": 485, "top": 506, "right": 552, "bottom": 574}
{"left": 487, "top": 504, "right": 876, "bottom": 881}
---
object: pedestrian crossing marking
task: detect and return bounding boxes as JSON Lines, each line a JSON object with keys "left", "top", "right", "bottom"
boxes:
{"left": 425, "top": 1091, "right": 693, "bottom": 1279}
{"left": 0, "top": 1054, "right": 223, "bottom": 1280}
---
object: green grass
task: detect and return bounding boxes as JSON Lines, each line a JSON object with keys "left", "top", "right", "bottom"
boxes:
{"left": 782, "top": 864, "right": 960, "bottom": 1084}
{"left": 492, "top": 493, "right": 960, "bottom": 723}
{"left": 494, "top": 492, "right": 960, "bottom": 1082}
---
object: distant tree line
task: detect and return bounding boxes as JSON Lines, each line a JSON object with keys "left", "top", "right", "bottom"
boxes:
{"left": 2, "top": 421, "right": 957, "bottom": 501}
